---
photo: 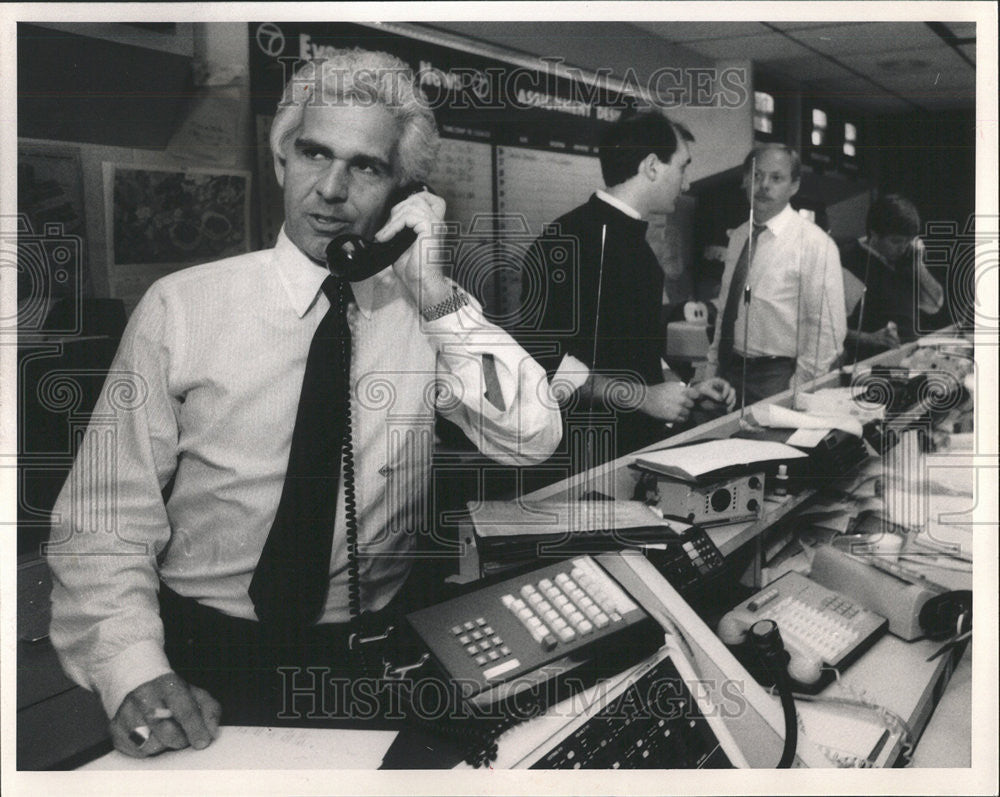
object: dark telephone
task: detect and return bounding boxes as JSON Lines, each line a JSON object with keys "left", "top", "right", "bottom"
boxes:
{"left": 325, "top": 183, "right": 428, "bottom": 281}
{"left": 405, "top": 555, "right": 662, "bottom": 711}
{"left": 384, "top": 555, "right": 663, "bottom": 766}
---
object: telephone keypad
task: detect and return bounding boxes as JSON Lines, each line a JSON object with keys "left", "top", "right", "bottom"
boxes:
{"left": 500, "top": 558, "right": 640, "bottom": 652}
{"left": 452, "top": 614, "right": 515, "bottom": 670}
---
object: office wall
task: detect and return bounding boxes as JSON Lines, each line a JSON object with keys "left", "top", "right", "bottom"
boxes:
{"left": 18, "top": 22, "right": 255, "bottom": 307}
{"left": 18, "top": 21, "right": 754, "bottom": 307}
{"left": 426, "top": 22, "right": 755, "bottom": 182}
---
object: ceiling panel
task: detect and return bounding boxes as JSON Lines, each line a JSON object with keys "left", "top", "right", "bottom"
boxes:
{"left": 772, "top": 44, "right": 973, "bottom": 84}
{"left": 771, "top": 21, "right": 870, "bottom": 32}
{"left": 774, "top": 22, "right": 945, "bottom": 57}
{"left": 630, "top": 21, "right": 768, "bottom": 42}
{"left": 942, "top": 21, "right": 977, "bottom": 40}
{"left": 675, "top": 32, "right": 816, "bottom": 61}
{"left": 468, "top": 20, "right": 977, "bottom": 115}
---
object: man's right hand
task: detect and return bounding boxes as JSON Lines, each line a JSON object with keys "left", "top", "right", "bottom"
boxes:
{"left": 638, "top": 381, "right": 698, "bottom": 424}
{"left": 111, "top": 672, "right": 221, "bottom": 758}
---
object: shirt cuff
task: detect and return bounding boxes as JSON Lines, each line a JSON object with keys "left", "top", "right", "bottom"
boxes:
{"left": 552, "top": 354, "right": 590, "bottom": 395}
{"left": 93, "top": 639, "right": 174, "bottom": 719}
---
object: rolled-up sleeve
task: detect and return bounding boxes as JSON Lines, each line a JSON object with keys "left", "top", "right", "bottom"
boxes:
{"left": 793, "top": 235, "right": 847, "bottom": 387}
{"left": 421, "top": 289, "right": 562, "bottom": 465}
{"left": 47, "top": 284, "right": 180, "bottom": 719}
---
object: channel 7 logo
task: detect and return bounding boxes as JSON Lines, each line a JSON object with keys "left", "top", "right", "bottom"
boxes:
{"left": 918, "top": 214, "right": 999, "bottom": 342}
{"left": 1, "top": 215, "right": 84, "bottom": 337}
{"left": 420, "top": 214, "right": 580, "bottom": 334}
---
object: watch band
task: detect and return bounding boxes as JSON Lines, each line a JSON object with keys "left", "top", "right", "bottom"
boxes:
{"left": 421, "top": 289, "right": 470, "bottom": 322}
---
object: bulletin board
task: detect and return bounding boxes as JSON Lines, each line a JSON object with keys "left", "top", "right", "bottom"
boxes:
{"left": 248, "top": 21, "right": 692, "bottom": 317}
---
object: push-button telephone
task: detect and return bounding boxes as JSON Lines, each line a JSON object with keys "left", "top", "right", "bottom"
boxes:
{"left": 405, "top": 555, "right": 663, "bottom": 709}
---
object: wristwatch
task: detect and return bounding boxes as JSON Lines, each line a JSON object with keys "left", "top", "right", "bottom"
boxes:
{"left": 421, "top": 289, "right": 470, "bottom": 321}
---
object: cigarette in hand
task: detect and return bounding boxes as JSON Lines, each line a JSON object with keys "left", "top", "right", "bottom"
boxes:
{"left": 129, "top": 725, "right": 151, "bottom": 747}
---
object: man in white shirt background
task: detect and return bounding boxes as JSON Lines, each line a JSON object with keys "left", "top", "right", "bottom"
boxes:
{"left": 705, "top": 144, "right": 847, "bottom": 405}
{"left": 45, "top": 48, "right": 562, "bottom": 757}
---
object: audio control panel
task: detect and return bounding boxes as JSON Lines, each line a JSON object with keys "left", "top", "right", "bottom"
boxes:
{"left": 635, "top": 472, "right": 766, "bottom": 527}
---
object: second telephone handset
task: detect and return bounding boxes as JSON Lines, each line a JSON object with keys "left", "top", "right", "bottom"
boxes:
{"left": 325, "top": 183, "right": 428, "bottom": 281}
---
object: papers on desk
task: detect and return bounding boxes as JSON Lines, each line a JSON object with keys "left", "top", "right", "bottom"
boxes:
{"left": 632, "top": 438, "right": 807, "bottom": 482}
{"left": 469, "top": 499, "right": 673, "bottom": 539}
{"left": 794, "top": 388, "right": 886, "bottom": 423}
{"left": 749, "top": 403, "right": 865, "bottom": 439}
{"left": 797, "top": 701, "right": 889, "bottom": 765}
{"left": 80, "top": 725, "right": 398, "bottom": 769}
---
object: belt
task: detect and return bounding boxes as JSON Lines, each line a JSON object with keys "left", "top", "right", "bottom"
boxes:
{"left": 158, "top": 580, "right": 400, "bottom": 652}
{"left": 732, "top": 353, "right": 795, "bottom": 363}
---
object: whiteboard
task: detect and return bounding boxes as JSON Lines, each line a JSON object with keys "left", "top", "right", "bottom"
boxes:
{"left": 494, "top": 146, "right": 602, "bottom": 316}
{"left": 426, "top": 137, "right": 494, "bottom": 237}
{"left": 495, "top": 145, "right": 603, "bottom": 238}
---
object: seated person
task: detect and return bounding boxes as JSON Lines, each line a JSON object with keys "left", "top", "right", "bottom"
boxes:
{"left": 840, "top": 193, "right": 945, "bottom": 361}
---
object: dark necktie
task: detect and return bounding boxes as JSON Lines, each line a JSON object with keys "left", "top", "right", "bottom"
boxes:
{"left": 249, "top": 275, "right": 353, "bottom": 627}
{"left": 717, "top": 223, "right": 767, "bottom": 376}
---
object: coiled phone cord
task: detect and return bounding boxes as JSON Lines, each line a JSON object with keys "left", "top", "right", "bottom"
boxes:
{"left": 334, "top": 278, "right": 524, "bottom": 766}
{"left": 337, "top": 278, "right": 363, "bottom": 624}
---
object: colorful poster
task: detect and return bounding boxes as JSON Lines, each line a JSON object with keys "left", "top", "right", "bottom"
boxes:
{"left": 103, "top": 163, "right": 251, "bottom": 310}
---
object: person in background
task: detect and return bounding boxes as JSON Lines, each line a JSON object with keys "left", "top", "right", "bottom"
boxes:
{"left": 840, "top": 193, "right": 945, "bottom": 362}
{"left": 705, "top": 144, "right": 846, "bottom": 405}
{"left": 514, "top": 109, "right": 734, "bottom": 476}
{"left": 46, "top": 48, "right": 561, "bottom": 757}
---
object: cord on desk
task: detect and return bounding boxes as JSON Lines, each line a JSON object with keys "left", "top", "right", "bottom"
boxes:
{"left": 657, "top": 611, "right": 695, "bottom": 664}
{"left": 794, "top": 712, "right": 872, "bottom": 768}
{"left": 898, "top": 555, "right": 972, "bottom": 573}
{"left": 783, "top": 670, "right": 915, "bottom": 767}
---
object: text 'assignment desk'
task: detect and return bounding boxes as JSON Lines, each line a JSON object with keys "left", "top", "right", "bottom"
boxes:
{"left": 16, "top": 338, "right": 975, "bottom": 770}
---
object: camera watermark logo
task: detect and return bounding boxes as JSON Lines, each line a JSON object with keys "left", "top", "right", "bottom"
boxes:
{"left": 2, "top": 215, "right": 84, "bottom": 337}
{"left": 919, "top": 214, "right": 998, "bottom": 342}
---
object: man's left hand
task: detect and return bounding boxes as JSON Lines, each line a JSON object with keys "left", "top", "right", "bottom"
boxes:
{"left": 693, "top": 377, "right": 736, "bottom": 413}
{"left": 373, "top": 188, "right": 453, "bottom": 309}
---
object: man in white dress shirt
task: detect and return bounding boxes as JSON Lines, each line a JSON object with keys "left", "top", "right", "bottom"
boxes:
{"left": 46, "top": 48, "right": 561, "bottom": 756}
{"left": 705, "top": 144, "right": 846, "bottom": 404}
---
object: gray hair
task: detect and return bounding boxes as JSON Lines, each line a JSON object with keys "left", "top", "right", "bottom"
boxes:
{"left": 270, "top": 48, "right": 440, "bottom": 185}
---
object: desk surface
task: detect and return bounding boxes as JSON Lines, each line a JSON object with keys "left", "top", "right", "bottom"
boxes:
{"left": 68, "top": 630, "right": 966, "bottom": 771}
{"left": 16, "top": 338, "right": 976, "bottom": 772}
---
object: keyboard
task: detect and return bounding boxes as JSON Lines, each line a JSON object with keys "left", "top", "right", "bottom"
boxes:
{"left": 724, "top": 570, "right": 888, "bottom": 684}
{"left": 528, "top": 652, "right": 733, "bottom": 769}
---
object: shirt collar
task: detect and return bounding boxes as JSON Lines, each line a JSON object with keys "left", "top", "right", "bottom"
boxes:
{"left": 747, "top": 205, "right": 798, "bottom": 237}
{"left": 272, "top": 227, "right": 376, "bottom": 319}
{"left": 596, "top": 190, "right": 643, "bottom": 220}
{"left": 757, "top": 203, "right": 797, "bottom": 237}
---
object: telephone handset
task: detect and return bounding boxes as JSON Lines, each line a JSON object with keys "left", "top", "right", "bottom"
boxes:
{"left": 325, "top": 182, "right": 429, "bottom": 281}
